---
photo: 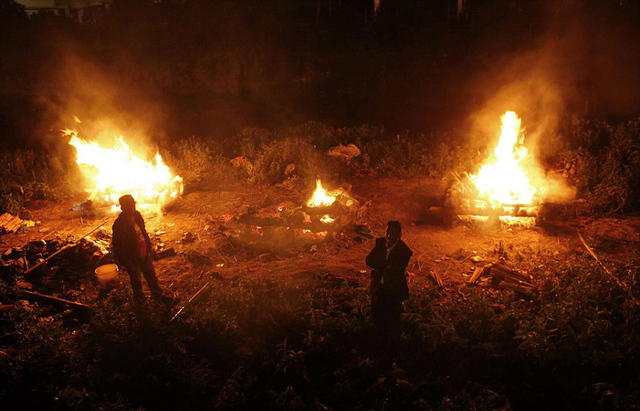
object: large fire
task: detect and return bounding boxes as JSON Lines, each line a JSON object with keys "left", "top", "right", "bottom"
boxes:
{"left": 470, "top": 111, "right": 538, "bottom": 208}
{"left": 63, "top": 128, "right": 183, "bottom": 212}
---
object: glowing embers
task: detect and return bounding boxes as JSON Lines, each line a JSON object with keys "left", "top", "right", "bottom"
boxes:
{"left": 63, "top": 128, "right": 183, "bottom": 213}
{"left": 236, "top": 179, "right": 361, "bottom": 249}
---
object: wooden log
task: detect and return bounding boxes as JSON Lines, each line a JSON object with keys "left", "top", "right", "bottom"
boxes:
{"left": 19, "top": 289, "right": 91, "bottom": 313}
{"left": 455, "top": 208, "right": 539, "bottom": 217}
{"left": 302, "top": 202, "right": 344, "bottom": 215}
{"left": 469, "top": 263, "right": 494, "bottom": 283}
{"left": 491, "top": 264, "right": 532, "bottom": 282}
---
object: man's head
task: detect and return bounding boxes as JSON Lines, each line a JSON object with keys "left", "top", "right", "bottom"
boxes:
{"left": 385, "top": 220, "right": 402, "bottom": 248}
{"left": 118, "top": 194, "right": 136, "bottom": 215}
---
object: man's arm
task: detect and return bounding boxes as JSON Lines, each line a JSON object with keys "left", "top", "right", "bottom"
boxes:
{"left": 135, "top": 211, "right": 154, "bottom": 256}
{"left": 366, "top": 238, "right": 386, "bottom": 271}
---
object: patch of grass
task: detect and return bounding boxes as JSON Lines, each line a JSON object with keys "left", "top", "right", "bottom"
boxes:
{"left": 3, "top": 253, "right": 640, "bottom": 410}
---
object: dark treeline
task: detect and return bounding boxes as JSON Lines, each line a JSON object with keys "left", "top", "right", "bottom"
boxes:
{"left": 1, "top": 0, "right": 640, "bottom": 149}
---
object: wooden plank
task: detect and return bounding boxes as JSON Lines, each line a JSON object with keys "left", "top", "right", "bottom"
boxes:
{"left": 0, "top": 213, "right": 13, "bottom": 225}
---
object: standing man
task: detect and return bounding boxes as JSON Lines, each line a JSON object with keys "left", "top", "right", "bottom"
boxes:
{"left": 112, "top": 194, "right": 170, "bottom": 305}
{"left": 366, "top": 220, "right": 413, "bottom": 354}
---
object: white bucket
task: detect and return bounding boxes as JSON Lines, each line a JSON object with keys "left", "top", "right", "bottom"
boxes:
{"left": 95, "top": 264, "right": 119, "bottom": 285}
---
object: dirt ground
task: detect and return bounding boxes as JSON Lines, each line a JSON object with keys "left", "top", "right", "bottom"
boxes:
{"left": 2, "top": 177, "right": 640, "bottom": 304}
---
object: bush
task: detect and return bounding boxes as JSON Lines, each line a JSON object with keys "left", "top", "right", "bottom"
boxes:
{"left": 0, "top": 149, "right": 78, "bottom": 215}
{"left": 561, "top": 117, "right": 640, "bottom": 214}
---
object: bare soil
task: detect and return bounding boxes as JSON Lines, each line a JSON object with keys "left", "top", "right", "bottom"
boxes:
{"left": 3, "top": 177, "right": 640, "bottom": 304}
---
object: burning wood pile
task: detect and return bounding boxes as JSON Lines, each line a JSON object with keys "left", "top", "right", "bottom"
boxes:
{"left": 233, "top": 179, "right": 363, "bottom": 247}
{"left": 433, "top": 111, "right": 544, "bottom": 225}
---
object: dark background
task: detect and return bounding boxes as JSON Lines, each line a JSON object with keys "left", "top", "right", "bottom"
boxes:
{"left": 1, "top": 0, "right": 640, "bottom": 149}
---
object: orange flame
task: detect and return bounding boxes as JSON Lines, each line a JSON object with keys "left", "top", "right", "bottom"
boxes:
{"left": 63, "top": 128, "right": 183, "bottom": 212}
{"left": 307, "top": 179, "right": 336, "bottom": 207}
{"left": 307, "top": 179, "right": 336, "bottom": 224}
{"left": 471, "top": 111, "right": 537, "bottom": 206}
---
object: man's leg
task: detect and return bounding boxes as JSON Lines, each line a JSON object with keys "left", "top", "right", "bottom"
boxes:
{"left": 140, "top": 257, "right": 163, "bottom": 298}
{"left": 125, "top": 264, "right": 145, "bottom": 302}
{"left": 387, "top": 300, "right": 403, "bottom": 351}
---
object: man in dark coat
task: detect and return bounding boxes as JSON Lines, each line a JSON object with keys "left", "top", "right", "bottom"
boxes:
{"left": 112, "top": 194, "right": 169, "bottom": 305}
{"left": 366, "top": 220, "right": 413, "bottom": 351}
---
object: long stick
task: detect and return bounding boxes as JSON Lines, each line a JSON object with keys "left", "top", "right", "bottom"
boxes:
{"left": 170, "top": 281, "right": 212, "bottom": 323}
{"left": 20, "top": 289, "right": 91, "bottom": 313}
{"left": 23, "top": 217, "right": 110, "bottom": 275}
{"left": 578, "top": 232, "right": 640, "bottom": 306}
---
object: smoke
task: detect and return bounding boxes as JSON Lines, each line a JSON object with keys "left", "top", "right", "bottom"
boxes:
{"left": 465, "top": 1, "right": 640, "bottom": 158}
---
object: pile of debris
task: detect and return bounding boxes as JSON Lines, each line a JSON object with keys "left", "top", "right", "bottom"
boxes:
{"left": 0, "top": 228, "right": 113, "bottom": 320}
{"left": 469, "top": 261, "right": 535, "bottom": 296}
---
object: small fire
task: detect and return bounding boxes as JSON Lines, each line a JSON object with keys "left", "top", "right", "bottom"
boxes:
{"left": 470, "top": 111, "right": 537, "bottom": 207}
{"left": 307, "top": 178, "right": 336, "bottom": 207}
{"left": 307, "top": 179, "right": 336, "bottom": 224}
{"left": 63, "top": 128, "right": 183, "bottom": 212}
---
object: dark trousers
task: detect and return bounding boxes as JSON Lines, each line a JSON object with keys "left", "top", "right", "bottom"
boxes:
{"left": 125, "top": 257, "right": 163, "bottom": 300}
{"left": 371, "top": 289, "right": 403, "bottom": 353}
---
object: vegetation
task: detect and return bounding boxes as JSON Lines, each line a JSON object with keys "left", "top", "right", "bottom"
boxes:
{"left": 1, "top": 248, "right": 640, "bottom": 410}
{"left": 2, "top": 116, "right": 640, "bottom": 215}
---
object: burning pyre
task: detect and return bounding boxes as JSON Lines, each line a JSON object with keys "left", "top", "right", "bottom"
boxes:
{"left": 63, "top": 128, "right": 183, "bottom": 213}
{"left": 235, "top": 178, "right": 361, "bottom": 248}
{"left": 443, "top": 111, "right": 544, "bottom": 225}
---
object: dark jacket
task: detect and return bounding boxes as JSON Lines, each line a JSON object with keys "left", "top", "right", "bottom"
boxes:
{"left": 112, "top": 211, "right": 151, "bottom": 267}
{"left": 366, "top": 238, "right": 412, "bottom": 302}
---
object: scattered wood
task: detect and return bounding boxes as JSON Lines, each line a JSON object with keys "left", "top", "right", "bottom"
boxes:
{"left": 170, "top": 281, "right": 212, "bottom": 323}
{"left": 469, "top": 263, "right": 494, "bottom": 283}
{"left": 429, "top": 270, "right": 445, "bottom": 288}
{"left": 467, "top": 261, "right": 536, "bottom": 296}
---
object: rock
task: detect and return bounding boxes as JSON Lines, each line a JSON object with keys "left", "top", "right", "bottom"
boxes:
{"left": 284, "top": 163, "right": 296, "bottom": 176}
{"left": 327, "top": 143, "right": 361, "bottom": 163}
{"left": 182, "top": 232, "right": 196, "bottom": 243}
